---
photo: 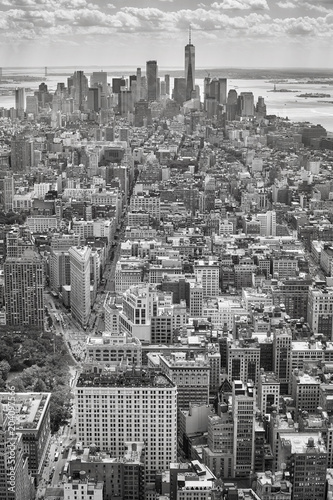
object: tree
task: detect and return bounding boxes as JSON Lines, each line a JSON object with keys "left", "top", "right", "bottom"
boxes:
{"left": 0, "top": 360, "right": 11, "bottom": 381}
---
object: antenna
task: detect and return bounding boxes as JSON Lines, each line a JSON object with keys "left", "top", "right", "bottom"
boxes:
{"left": 189, "top": 24, "right": 191, "bottom": 45}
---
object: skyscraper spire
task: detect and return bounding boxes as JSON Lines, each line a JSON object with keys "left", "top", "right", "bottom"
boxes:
{"left": 185, "top": 26, "right": 195, "bottom": 101}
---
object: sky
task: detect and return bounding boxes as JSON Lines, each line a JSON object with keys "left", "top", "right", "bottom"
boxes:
{"left": 0, "top": 0, "right": 333, "bottom": 69}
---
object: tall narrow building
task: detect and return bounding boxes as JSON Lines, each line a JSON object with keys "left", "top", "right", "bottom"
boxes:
{"left": 69, "top": 246, "right": 91, "bottom": 328}
{"left": 4, "top": 248, "right": 44, "bottom": 328}
{"left": 146, "top": 60, "right": 158, "bottom": 102}
{"left": 185, "top": 26, "right": 195, "bottom": 101}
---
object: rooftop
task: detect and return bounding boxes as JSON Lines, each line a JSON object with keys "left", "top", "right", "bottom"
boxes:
{"left": 76, "top": 369, "right": 175, "bottom": 388}
{"left": 0, "top": 392, "right": 51, "bottom": 430}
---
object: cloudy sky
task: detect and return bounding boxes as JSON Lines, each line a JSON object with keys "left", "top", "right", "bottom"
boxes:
{"left": 0, "top": 0, "right": 333, "bottom": 69}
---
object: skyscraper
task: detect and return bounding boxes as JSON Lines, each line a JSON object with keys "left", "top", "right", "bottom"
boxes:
{"left": 185, "top": 26, "right": 195, "bottom": 101}
{"left": 4, "top": 248, "right": 44, "bottom": 328}
{"left": 146, "top": 60, "right": 158, "bottom": 102}
{"left": 15, "top": 87, "right": 25, "bottom": 117}
{"left": 69, "top": 246, "right": 91, "bottom": 327}
{"left": 75, "top": 369, "right": 177, "bottom": 486}
{"left": 72, "top": 70, "right": 89, "bottom": 111}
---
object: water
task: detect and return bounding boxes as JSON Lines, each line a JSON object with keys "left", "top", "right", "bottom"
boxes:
{"left": 1, "top": 67, "right": 333, "bottom": 133}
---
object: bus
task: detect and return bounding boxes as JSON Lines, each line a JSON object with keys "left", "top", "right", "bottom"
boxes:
{"left": 63, "top": 462, "right": 69, "bottom": 474}
{"left": 54, "top": 452, "right": 59, "bottom": 461}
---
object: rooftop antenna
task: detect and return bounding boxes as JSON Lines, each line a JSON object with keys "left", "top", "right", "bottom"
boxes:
{"left": 189, "top": 24, "right": 192, "bottom": 45}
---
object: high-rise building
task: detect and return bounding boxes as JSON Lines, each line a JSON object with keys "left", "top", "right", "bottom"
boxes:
{"left": 3, "top": 175, "right": 14, "bottom": 212}
{"left": 185, "top": 26, "right": 195, "bottom": 101}
{"left": 87, "top": 87, "right": 100, "bottom": 112}
{"left": 146, "top": 60, "right": 158, "bottom": 102}
{"left": 69, "top": 245, "right": 91, "bottom": 327}
{"left": 112, "top": 77, "right": 126, "bottom": 94}
{"left": 15, "top": 87, "right": 25, "bottom": 117}
{"left": 0, "top": 404, "right": 33, "bottom": 500}
{"left": 227, "top": 89, "right": 238, "bottom": 121}
{"left": 307, "top": 284, "right": 333, "bottom": 338}
{"left": 136, "top": 67, "right": 142, "bottom": 100}
{"left": 278, "top": 433, "right": 327, "bottom": 500}
{"left": 273, "top": 328, "right": 292, "bottom": 394}
{"left": 90, "top": 71, "right": 108, "bottom": 94}
{"left": 159, "top": 352, "right": 210, "bottom": 410}
{"left": 238, "top": 92, "right": 255, "bottom": 117}
{"left": 74, "top": 369, "right": 177, "bottom": 486}
{"left": 4, "top": 248, "right": 44, "bottom": 327}
{"left": 227, "top": 340, "right": 261, "bottom": 386}
{"left": 232, "top": 381, "right": 255, "bottom": 478}
{"left": 164, "top": 74, "right": 170, "bottom": 95}
{"left": 0, "top": 393, "right": 51, "bottom": 484}
{"left": 173, "top": 77, "right": 186, "bottom": 105}
{"left": 71, "top": 70, "right": 88, "bottom": 111}
{"left": 257, "top": 371, "right": 280, "bottom": 414}
{"left": 257, "top": 210, "right": 277, "bottom": 237}
{"left": 10, "top": 136, "right": 33, "bottom": 172}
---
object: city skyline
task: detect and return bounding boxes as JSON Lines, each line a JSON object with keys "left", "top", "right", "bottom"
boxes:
{"left": 0, "top": 0, "right": 332, "bottom": 69}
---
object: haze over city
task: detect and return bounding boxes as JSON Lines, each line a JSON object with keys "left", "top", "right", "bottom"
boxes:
{"left": 1, "top": 0, "right": 333, "bottom": 68}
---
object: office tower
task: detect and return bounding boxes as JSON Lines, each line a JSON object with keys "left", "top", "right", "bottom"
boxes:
{"left": 232, "top": 381, "right": 255, "bottom": 478}
{"left": 69, "top": 245, "right": 91, "bottom": 327}
{"left": 257, "top": 210, "right": 277, "bottom": 236}
{"left": 307, "top": 284, "right": 333, "bottom": 337}
{"left": 90, "top": 71, "right": 108, "bottom": 94}
{"left": 4, "top": 248, "right": 44, "bottom": 328}
{"left": 49, "top": 250, "right": 71, "bottom": 293}
{"left": 165, "top": 74, "right": 170, "bottom": 95}
{"left": 273, "top": 328, "right": 292, "bottom": 394}
{"left": 26, "top": 96, "right": 38, "bottom": 116}
{"left": 227, "top": 340, "right": 261, "bottom": 386}
{"left": 112, "top": 77, "right": 126, "bottom": 94}
{"left": 72, "top": 70, "right": 89, "bottom": 111}
{"left": 3, "top": 175, "right": 14, "bottom": 212}
{"left": 194, "top": 260, "right": 219, "bottom": 298}
{"left": 15, "top": 87, "right": 25, "bottom": 117}
{"left": 227, "top": 89, "right": 238, "bottom": 121}
{"left": 257, "top": 371, "right": 280, "bottom": 414}
{"left": 136, "top": 67, "right": 142, "bottom": 100}
{"left": 0, "top": 67, "right": 2, "bottom": 81}
{"left": 238, "top": 91, "right": 255, "bottom": 117}
{"left": 278, "top": 433, "right": 327, "bottom": 500}
{"left": 256, "top": 96, "right": 266, "bottom": 118}
{"left": 185, "top": 26, "right": 195, "bottom": 101}
{"left": 203, "top": 411, "right": 234, "bottom": 478}
{"left": 0, "top": 403, "right": 33, "bottom": 500}
{"left": 119, "top": 89, "right": 133, "bottom": 115}
{"left": 159, "top": 353, "right": 210, "bottom": 410}
{"left": 173, "top": 77, "right": 186, "bottom": 105}
{"left": 87, "top": 87, "right": 100, "bottom": 112}
{"left": 146, "top": 60, "right": 158, "bottom": 102}
{"left": 291, "top": 369, "right": 320, "bottom": 417}
{"left": 218, "top": 78, "right": 227, "bottom": 104}
{"left": 134, "top": 100, "right": 152, "bottom": 127}
{"left": 0, "top": 393, "right": 51, "bottom": 484}
{"left": 189, "top": 281, "right": 203, "bottom": 317}
{"left": 10, "top": 136, "right": 33, "bottom": 172}
{"left": 271, "top": 276, "right": 311, "bottom": 320}
{"left": 75, "top": 370, "right": 177, "bottom": 486}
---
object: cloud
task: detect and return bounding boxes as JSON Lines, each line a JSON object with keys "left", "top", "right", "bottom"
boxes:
{"left": 277, "top": 1, "right": 296, "bottom": 8}
{"left": 211, "top": 0, "right": 269, "bottom": 10}
{"left": 107, "top": 3, "right": 116, "bottom": 8}
{"left": 0, "top": 0, "right": 332, "bottom": 46}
